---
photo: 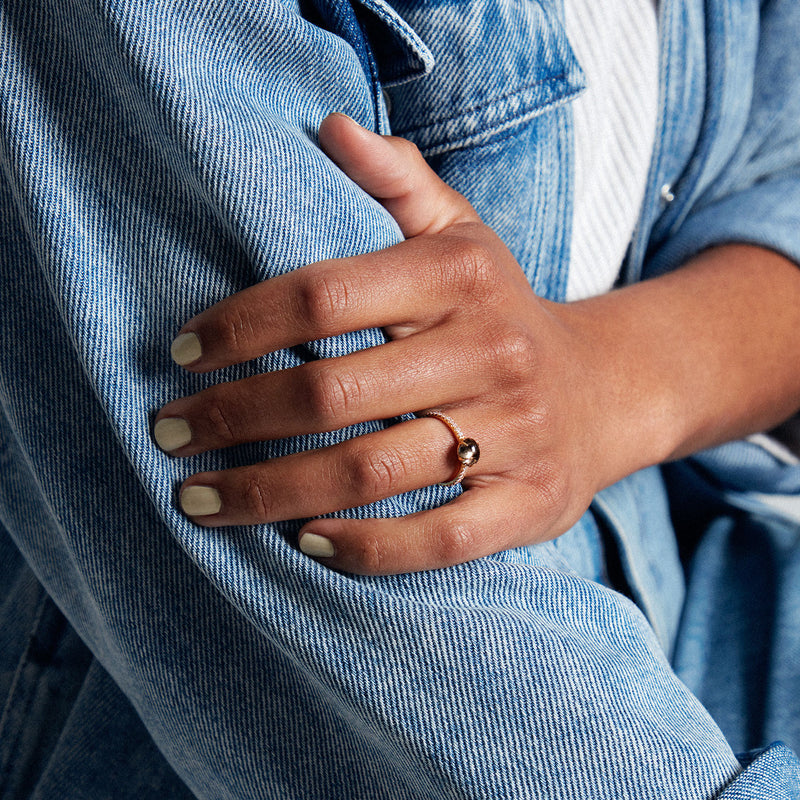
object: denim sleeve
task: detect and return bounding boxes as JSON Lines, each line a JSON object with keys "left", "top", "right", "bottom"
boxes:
{"left": 719, "top": 744, "right": 800, "bottom": 799}
{"left": 640, "top": 0, "right": 800, "bottom": 497}
{"left": 646, "top": 0, "right": 800, "bottom": 276}
{"left": 0, "top": 0, "right": 796, "bottom": 797}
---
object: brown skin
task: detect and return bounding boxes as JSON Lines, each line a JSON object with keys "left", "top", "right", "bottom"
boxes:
{"left": 154, "top": 113, "right": 800, "bottom": 575}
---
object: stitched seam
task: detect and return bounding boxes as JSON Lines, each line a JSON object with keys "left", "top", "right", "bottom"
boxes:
{"left": 416, "top": 89, "right": 581, "bottom": 158}
{"left": 396, "top": 70, "right": 571, "bottom": 137}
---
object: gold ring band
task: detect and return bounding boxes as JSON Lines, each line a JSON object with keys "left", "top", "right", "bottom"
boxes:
{"left": 420, "top": 411, "right": 480, "bottom": 486}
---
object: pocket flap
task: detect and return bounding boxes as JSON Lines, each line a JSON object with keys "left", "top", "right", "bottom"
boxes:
{"left": 351, "top": 0, "right": 435, "bottom": 85}
{"left": 384, "top": 0, "right": 584, "bottom": 155}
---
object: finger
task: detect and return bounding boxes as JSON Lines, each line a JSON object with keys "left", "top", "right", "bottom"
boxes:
{"left": 155, "top": 328, "right": 493, "bottom": 456}
{"left": 170, "top": 229, "right": 497, "bottom": 371}
{"left": 318, "top": 112, "right": 478, "bottom": 237}
{"left": 296, "top": 482, "right": 550, "bottom": 575}
{"left": 176, "top": 416, "right": 484, "bottom": 526}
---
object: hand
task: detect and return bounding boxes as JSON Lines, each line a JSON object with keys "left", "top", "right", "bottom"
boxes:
{"left": 153, "top": 114, "right": 800, "bottom": 574}
{"left": 152, "top": 113, "right": 611, "bottom": 573}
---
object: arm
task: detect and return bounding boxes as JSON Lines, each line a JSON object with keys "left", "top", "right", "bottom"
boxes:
{"left": 3, "top": 1, "right": 796, "bottom": 796}
{"left": 156, "top": 114, "right": 800, "bottom": 574}
{"left": 569, "top": 243, "right": 800, "bottom": 471}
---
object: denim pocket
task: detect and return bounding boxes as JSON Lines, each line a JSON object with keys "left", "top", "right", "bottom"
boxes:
{"left": 382, "top": 0, "right": 585, "bottom": 155}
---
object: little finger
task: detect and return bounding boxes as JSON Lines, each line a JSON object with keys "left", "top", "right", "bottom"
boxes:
{"left": 296, "top": 482, "right": 548, "bottom": 575}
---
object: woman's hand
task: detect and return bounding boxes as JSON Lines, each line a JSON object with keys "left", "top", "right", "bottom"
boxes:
{"left": 153, "top": 114, "right": 617, "bottom": 573}
{"left": 154, "top": 114, "right": 800, "bottom": 575}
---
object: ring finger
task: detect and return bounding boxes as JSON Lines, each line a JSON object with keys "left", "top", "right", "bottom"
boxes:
{"left": 177, "top": 412, "right": 497, "bottom": 526}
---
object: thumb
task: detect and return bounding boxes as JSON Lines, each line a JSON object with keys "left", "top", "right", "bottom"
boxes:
{"left": 318, "top": 112, "right": 479, "bottom": 237}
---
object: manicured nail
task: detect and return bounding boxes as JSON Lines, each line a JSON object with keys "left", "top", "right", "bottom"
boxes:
{"left": 180, "top": 485, "right": 222, "bottom": 516}
{"left": 299, "top": 532, "right": 335, "bottom": 558}
{"left": 329, "top": 111, "right": 366, "bottom": 131}
{"left": 171, "top": 332, "right": 202, "bottom": 366}
{"left": 154, "top": 417, "right": 192, "bottom": 452}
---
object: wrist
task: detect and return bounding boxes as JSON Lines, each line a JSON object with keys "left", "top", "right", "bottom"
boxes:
{"left": 549, "top": 290, "right": 688, "bottom": 492}
{"left": 555, "top": 245, "right": 800, "bottom": 491}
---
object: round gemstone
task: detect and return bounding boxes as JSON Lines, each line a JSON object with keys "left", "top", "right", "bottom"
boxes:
{"left": 457, "top": 438, "right": 480, "bottom": 466}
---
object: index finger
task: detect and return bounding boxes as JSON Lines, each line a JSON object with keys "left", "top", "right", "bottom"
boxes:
{"left": 170, "top": 227, "right": 491, "bottom": 371}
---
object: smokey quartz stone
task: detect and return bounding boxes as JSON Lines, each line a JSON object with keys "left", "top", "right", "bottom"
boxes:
{"left": 457, "top": 438, "right": 480, "bottom": 466}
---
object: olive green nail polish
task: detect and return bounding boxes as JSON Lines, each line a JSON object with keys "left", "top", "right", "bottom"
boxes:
{"left": 299, "top": 532, "right": 335, "bottom": 558}
{"left": 154, "top": 417, "right": 192, "bottom": 452}
{"left": 171, "top": 332, "right": 202, "bottom": 366}
{"left": 180, "top": 485, "right": 222, "bottom": 516}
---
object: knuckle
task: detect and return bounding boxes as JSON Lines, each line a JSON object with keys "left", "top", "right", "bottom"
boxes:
{"left": 213, "top": 304, "right": 258, "bottom": 353}
{"left": 397, "top": 136, "right": 422, "bottom": 163}
{"left": 304, "top": 364, "right": 363, "bottom": 428}
{"left": 446, "top": 236, "right": 500, "bottom": 297}
{"left": 504, "top": 395, "right": 554, "bottom": 462}
{"left": 488, "top": 325, "right": 536, "bottom": 382}
{"left": 385, "top": 134, "right": 424, "bottom": 170}
{"left": 296, "top": 270, "right": 352, "bottom": 332}
{"left": 352, "top": 534, "right": 387, "bottom": 575}
{"left": 242, "top": 474, "right": 274, "bottom": 520}
{"left": 202, "top": 392, "right": 238, "bottom": 442}
{"left": 431, "top": 521, "right": 475, "bottom": 566}
{"left": 346, "top": 444, "right": 407, "bottom": 499}
{"left": 520, "top": 396, "right": 552, "bottom": 437}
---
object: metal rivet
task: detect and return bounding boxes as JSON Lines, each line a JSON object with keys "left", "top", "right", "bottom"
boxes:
{"left": 660, "top": 183, "right": 675, "bottom": 203}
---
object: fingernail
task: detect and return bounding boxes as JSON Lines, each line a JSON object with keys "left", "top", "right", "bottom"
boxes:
{"left": 171, "top": 332, "right": 202, "bottom": 366}
{"left": 330, "top": 111, "right": 360, "bottom": 127}
{"left": 180, "top": 485, "right": 222, "bottom": 516}
{"left": 154, "top": 417, "right": 192, "bottom": 452}
{"left": 299, "top": 532, "right": 335, "bottom": 558}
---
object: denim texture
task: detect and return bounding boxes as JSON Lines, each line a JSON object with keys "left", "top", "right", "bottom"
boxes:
{"left": 1, "top": 0, "right": 799, "bottom": 797}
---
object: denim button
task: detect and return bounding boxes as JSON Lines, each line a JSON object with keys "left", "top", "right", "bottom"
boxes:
{"left": 660, "top": 183, "right": 675, "bottom": 203}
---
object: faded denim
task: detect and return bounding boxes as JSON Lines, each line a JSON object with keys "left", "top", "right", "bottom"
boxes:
{"left": 1, "top": 0, "right": 799, "bottom": 797}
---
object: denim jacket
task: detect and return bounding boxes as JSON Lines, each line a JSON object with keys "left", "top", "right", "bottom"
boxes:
{"left": 1, "top": 0, "right": 799, "bottom": 797}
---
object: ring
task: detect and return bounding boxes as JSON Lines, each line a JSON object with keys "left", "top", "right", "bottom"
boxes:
{"left": 420, "top": 410, "right": 480, "bottom": 486}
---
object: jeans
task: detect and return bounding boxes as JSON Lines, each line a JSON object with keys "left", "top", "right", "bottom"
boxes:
{"left": 1, "top": 0, "right": 799, "bottom": 797}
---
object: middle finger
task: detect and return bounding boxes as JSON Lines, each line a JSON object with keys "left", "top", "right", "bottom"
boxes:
{"left": 154, "top": 327, "right": 494, "bottom": 456}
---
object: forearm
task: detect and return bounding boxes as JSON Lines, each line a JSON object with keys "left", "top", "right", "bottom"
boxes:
{"left": 565, "top": 244, "right": 800, "bottom": 490}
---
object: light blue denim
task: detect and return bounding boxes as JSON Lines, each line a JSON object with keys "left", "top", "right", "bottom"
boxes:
{"left": 1, "top": 0, "right": 799, "bottom": 797}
